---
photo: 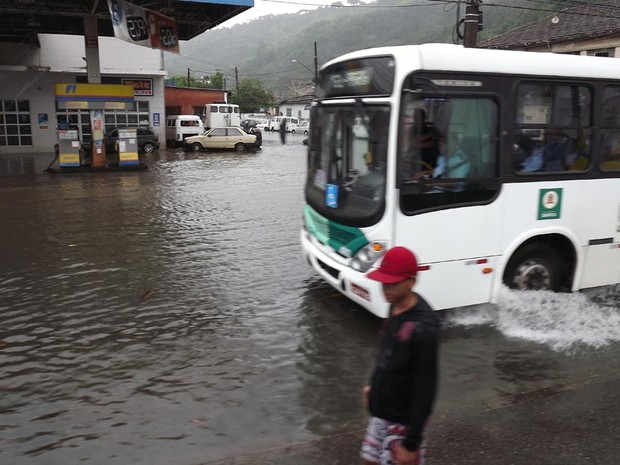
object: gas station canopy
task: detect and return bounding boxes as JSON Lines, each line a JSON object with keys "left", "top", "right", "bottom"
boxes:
{"left": 0, "top": 0, "right": 253, "bottom": 44}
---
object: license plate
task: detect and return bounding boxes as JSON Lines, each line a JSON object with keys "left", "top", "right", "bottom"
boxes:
{"left": 351, "top": 282, "right": 370, "bottom": 301}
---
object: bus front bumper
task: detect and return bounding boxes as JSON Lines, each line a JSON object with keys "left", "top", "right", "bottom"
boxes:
{"left": 300, "top": 229, "right": 390, "bottom": 318}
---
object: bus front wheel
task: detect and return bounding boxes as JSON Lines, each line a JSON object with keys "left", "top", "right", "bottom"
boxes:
{"left": 503, "top": 243, "right": 561, "bottom": 292}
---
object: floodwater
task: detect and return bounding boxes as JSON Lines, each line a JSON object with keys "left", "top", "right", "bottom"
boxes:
{"left": 1, "top": 132, "right": 619, "bottom": 465}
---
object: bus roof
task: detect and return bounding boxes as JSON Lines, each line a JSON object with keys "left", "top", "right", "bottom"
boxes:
{"left": 322, "top": 43, "right": 620, "bottom": 81}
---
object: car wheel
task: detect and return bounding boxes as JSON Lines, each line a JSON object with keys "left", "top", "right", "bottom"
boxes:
{"left": 503, "top": 243, "right": 561, "bottom": 291}
{"left": 304, "top": 130, "right": 309, "bottom": 135}
{"left": 191, "top": 142, "right": 204, "bottom": 152}
{"left": 291, "top": 129, "right": 296, "bottom": 134}
{"left": 235, "top": 143, "right": 246, "bottom": 152}
{"left": 143, "top": 142, "right": 156, "bottom": 153}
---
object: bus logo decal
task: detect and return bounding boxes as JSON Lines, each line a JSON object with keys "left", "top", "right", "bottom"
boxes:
{"left": 537, "top": 188, "right": 563, "bottom": 220}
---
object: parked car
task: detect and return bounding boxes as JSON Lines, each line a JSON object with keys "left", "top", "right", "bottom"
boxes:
{"left": 81, "top": 126, "right": 160, "bottom": 154}
{"left": 184, "top": 127, "right": 261, "bottom": 152}
{"left": 268, "top": 116, "right": 298, "bottom": 132}
{"left": 255, "top": 120, "right": 270, "bottom": 131}
{"left": 241, "top": 118, "right": 261, "bottom": 132}
{"left": 165, "top": 115, "right": 204, "bottom": 146}
{"left": 293, "top": 120, "right": 310, "bottom": 135}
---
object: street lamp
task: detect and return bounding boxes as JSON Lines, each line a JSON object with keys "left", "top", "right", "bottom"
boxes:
{"left": 291, "top": 59, "right": 314, "bottom": 78}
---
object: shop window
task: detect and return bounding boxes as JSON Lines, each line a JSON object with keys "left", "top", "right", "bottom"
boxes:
{"left": 0, "top": 99, "right": 32, "bottom": 146}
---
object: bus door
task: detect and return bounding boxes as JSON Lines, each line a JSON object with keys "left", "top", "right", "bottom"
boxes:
{"left": 396, "top": 94, "right": 503, "bottom": 309}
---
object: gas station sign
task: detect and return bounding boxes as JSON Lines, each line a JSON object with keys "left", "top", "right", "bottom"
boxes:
{"left": 107, "top": 0, "right": 179, "bottom": 53}
{"left": 55, "top": 83, "right": 135, "bottom": 110}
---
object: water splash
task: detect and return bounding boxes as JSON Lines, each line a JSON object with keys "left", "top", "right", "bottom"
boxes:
{"left": 446, "top": 285, "right": 620, "bottom": 351}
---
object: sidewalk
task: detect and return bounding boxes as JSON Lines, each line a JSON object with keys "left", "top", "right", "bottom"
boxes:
{"left": 199, "top": 373, "right": 620, "bottom": 465}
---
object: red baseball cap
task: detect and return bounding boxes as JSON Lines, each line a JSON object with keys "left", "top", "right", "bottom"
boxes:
{"left": 367, "top": 246, "right": 418, "bottom": 284}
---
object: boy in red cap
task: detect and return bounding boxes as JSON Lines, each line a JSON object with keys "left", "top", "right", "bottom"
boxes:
{"left": 360, "top": 246, "right": 440, "bottom": 465}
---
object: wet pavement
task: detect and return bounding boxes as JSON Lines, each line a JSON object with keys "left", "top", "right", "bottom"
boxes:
{"left": 1, "top": 132, "right": 620, "bottom": 465}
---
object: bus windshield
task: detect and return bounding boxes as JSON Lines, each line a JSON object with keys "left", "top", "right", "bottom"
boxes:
{"left": 306, "top": 104, "right": 390, "bottom": 227}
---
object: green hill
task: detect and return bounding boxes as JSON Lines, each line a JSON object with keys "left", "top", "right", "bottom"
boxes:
{"left": 165, "top": 0, "right": 567, "bottom": 97}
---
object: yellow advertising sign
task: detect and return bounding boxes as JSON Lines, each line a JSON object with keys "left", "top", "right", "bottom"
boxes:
{"left": 59, "top": 153, "right": 80, "bottom": 167}
{"left": 55, "top": 83, "right": 134, "bottom": 102}
{"left": 119, "top": 152, "right": 139, "bottom": 165}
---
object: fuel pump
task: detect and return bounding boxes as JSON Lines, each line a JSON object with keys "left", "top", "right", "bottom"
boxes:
{"left": 57, "top": 129, "right": 81, "bottom": 167}
{"left": 117, "top": 128, "right": 139, "bottom": 166}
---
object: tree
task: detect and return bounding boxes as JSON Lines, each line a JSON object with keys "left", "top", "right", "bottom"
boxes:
{"left": 229, "top": 78, "right": 275, "bottom": 113}
{"left": 167, "top": 71, "right": 226, "bottom": 89}
{"left": 210, "top": 72, "right": 226, "bottom": 90}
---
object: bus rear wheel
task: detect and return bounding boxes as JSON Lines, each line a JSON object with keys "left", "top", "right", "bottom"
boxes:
{"left": 503, "top": 243, "right": 561, "bottom": 291}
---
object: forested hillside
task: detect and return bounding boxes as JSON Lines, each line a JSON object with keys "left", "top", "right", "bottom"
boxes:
{"left": 165, "top": 0, "right": 568, "bottom": 97}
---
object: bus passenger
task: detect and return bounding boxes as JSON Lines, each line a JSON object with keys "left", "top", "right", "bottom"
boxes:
{"left": 543, "top": 129, "right": 568, "bottom": 171}
{"left": 411, "top": 109, "right": 441, "bottom": 169}
{"left": 360, "top": 246, "right": 440, "bottom": 465}
{"left": 516, "top": 134, "right": 543, "bottom": 172}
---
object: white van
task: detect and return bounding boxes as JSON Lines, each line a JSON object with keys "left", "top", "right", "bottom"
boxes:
{"left": 166, "top": 115, "right": 205, "bottom": 146}
{"left": 203, "top": 103, "right": 241, "bottom": 129}
{"left": 268, "top": 116, "right": 299, "bottom": 132}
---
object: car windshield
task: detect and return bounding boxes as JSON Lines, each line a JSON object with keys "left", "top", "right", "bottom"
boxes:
{"left": 305, "top": 103, "right": 389, "bottom": 227}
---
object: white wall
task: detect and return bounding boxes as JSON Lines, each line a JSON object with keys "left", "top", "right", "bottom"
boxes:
{"left": 37, "top": 34, "right": 163, "bottom": 73}
{"left": 280, "top": 103, "right": 310, "bottom": 120}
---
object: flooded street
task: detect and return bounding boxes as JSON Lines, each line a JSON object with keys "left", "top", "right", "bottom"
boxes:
{"left": 1, "top": 132, "right": 620, "bottom": 465}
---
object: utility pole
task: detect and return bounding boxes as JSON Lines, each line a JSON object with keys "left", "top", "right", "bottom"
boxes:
{"left": 187, "top": 67, "right": 191, "bottom": 87}
{"left": 455, "top": 0, "right": 462, "bottom": 45}
{"left": 235, "top": 67, "right": 241, "bottom": 110}
{"left": 463, "top": 0, "right": 482, "bottom": 48}
{"left": 313, "top": 41, "right": 318, "bottom": 88}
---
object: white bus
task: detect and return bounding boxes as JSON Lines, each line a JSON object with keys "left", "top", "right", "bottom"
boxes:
{"left": 203, "top": 103, "right": 241, "bottom": 129}
{"left": 300, "top": 44, "right": 620, "bottom": 318}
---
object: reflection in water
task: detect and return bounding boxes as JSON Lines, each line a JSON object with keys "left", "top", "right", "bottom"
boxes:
{"left": 1, "top": 133, "right": 620, "bottom": 464}
{"left": 295, "top": 279, "right": 379, "bottom": 436}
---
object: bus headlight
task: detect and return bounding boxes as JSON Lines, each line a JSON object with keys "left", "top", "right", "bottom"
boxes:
{"left": 350, "top": 241, "right": 388, "bottom": 272}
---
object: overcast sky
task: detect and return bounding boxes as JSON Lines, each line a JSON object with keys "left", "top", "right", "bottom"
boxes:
{"left": 218, "top": 0, "right": 339, "bottom": 27}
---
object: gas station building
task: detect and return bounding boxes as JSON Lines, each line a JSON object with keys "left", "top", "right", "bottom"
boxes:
{"left": 0, "top": 0, "right": 253, "bottom": 156}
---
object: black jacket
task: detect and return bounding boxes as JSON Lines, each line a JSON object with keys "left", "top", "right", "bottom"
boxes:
{"left": 367, "top": 294, "right": 440, "bottom": 451}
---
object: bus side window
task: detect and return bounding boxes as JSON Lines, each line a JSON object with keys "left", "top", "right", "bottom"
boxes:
{"left": 600, "top": 86, "right": 620, "bottom": 172}
{"left": 515, "top": 83, "right": 592, "bottom": 173}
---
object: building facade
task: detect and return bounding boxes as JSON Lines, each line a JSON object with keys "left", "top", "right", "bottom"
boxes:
{"left": 275, "top": 94, "right": 313, "bottom": 121}
{"left": 0, "top": 34, "right": 166, "bottom": 154}
{"left": 164, "top": 87, "right": 228, "bottom": 117}
{"left": 481, "top": 3, "right": 620, "bottom": 57}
